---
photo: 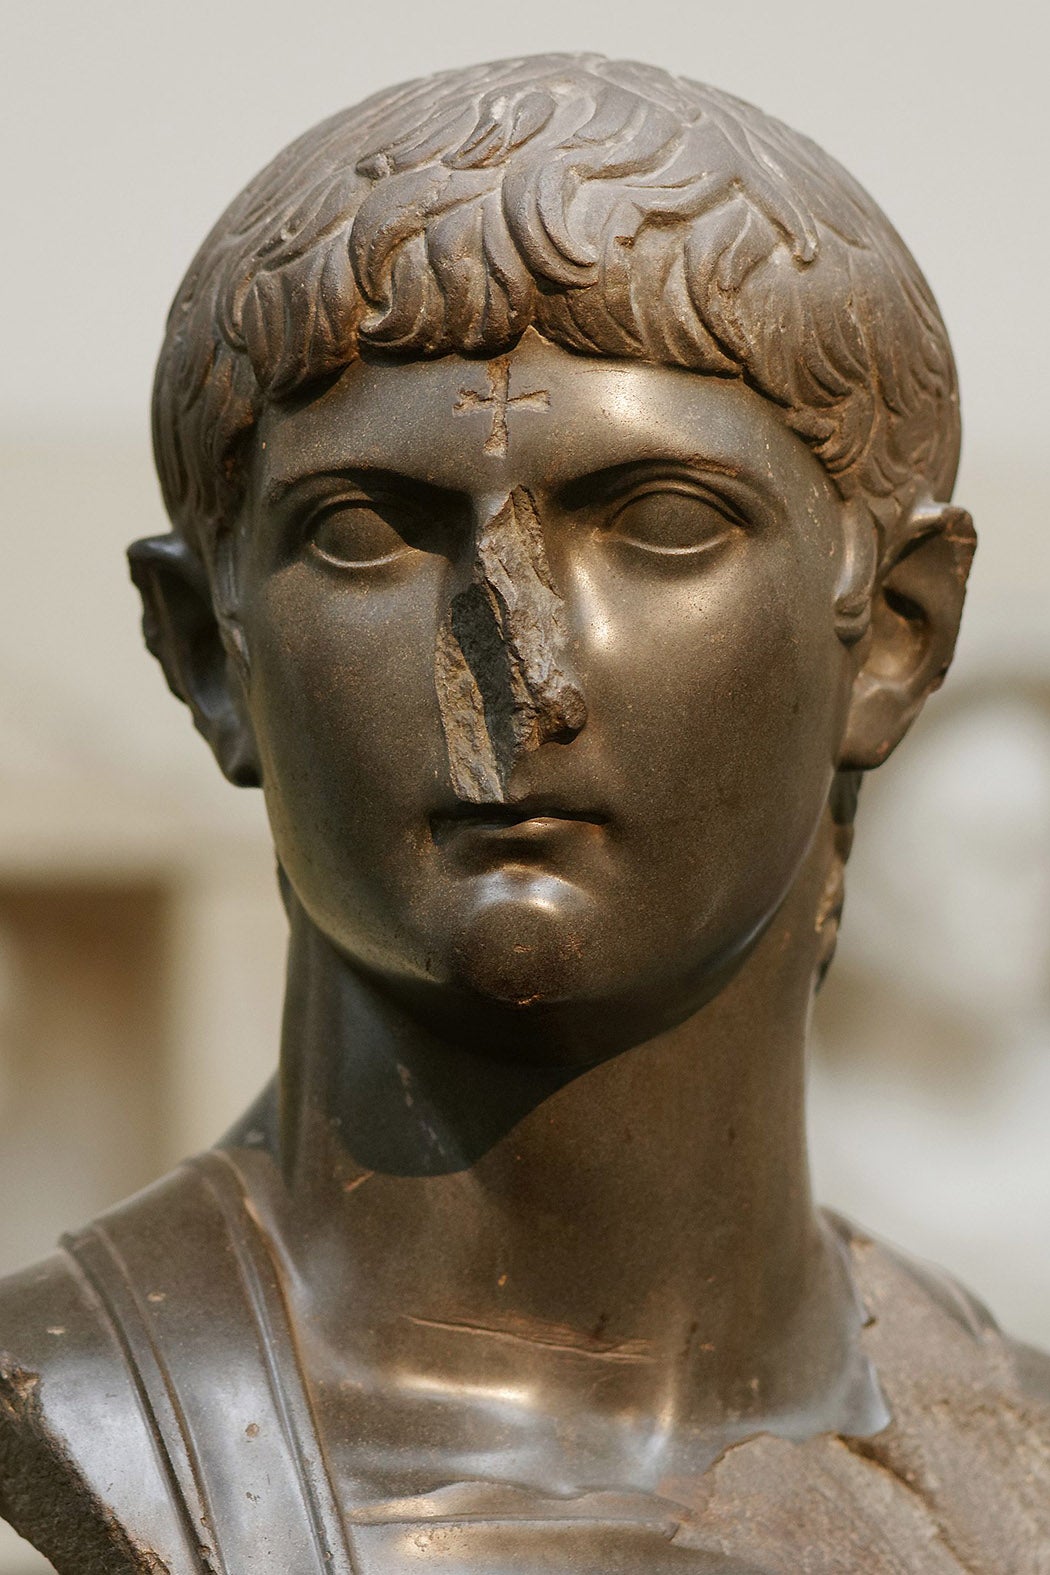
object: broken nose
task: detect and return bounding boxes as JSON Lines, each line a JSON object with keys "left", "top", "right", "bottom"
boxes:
{"left": 435, "top": 487, "right": 586, "bottom": 803}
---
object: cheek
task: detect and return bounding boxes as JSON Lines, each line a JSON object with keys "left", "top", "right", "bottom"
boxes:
{"left": 580, "top": 541, "right": 848, "bottom": 924}
{"left": 240, "top": 563, "right": 448, "bottom": 939}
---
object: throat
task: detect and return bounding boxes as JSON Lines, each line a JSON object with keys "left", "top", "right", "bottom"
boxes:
{"left": 225, "top": 883, "right": 888, "bottom": 1463}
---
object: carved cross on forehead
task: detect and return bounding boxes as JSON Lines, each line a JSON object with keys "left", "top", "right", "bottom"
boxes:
{"left": 453, "top": 356, "right": 551, "bottom": 457}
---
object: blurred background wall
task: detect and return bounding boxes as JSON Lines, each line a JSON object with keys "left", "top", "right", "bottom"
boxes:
{"left": 1, "top": 2, "right": 1047, "bottom": 1566}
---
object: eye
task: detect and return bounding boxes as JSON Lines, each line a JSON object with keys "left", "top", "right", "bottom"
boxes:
{"left": 308, "top": 498, "right": 414, "bottom": 568}
{"left": 607, "top": 484, "right": 742, "bottom": 556}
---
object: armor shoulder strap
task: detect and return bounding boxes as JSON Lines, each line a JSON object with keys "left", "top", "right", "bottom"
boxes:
{"left": 57, "top": 1152, "right": 357, "bottom": 1574}
{"left": 0, "top": 1244, "right": 200, "bottom": 1574}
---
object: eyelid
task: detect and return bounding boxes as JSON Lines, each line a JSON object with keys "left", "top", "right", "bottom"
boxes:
{"left": 305, "top": 496, "right": 412, "bottom": 567}
{"left": 604, "top": 470, "right": 752, "bottom": 531}
{"left": 291, "top": 497, "right": 400, "bottom": 573}
{"left": 274, "top": 483, "right": 398, "bottom": 555}
{"left": 293, "top": 483, "right": 434, "bottom": 569}
{"left": 560, "top": 463, "right": 756, "bottom": 529}
{"left": 301, "top": 488, "right": 383, "bottom": 524}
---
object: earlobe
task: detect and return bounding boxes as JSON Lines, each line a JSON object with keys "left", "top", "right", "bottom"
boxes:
{"left": 127, "top": 533, "right": 261, "bottom": 787}
{"left": 839, "top": 502, "right": 976, "bottom": 769}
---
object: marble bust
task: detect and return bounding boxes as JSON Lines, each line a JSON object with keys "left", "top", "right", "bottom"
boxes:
{"left": 0, "top": 53, "right": 1047, "bottom": 1574}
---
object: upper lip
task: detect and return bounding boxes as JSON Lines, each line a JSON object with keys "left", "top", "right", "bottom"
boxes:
{"left": 430, "top": 798, "right": 608, "bottom": 839}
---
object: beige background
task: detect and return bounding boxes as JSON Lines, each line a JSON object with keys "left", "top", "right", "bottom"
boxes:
{"left": 2, "top": 1, "right": 1048, "bottom": 1566}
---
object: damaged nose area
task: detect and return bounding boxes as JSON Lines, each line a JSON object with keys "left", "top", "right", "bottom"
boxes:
{"left": 435, "top": 487, "right": 587, "bottom": 802}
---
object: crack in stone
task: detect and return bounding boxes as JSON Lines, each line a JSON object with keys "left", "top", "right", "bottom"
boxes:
{"left": 839, "top": 1434, "right": 984, "bottom": 1575}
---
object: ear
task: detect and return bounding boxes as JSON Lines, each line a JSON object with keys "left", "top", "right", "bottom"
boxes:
{"left": 127, "top": 533, "right": 261, "bottom": 787}
{"left": 839, "top": 502, "right": 977, "bottom": 769}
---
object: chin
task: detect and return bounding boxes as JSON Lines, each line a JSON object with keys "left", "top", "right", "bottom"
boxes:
{"left": 413, "top": 869, "right": 713, "bottom": 1066}
{"left": 443, "top": 871, "right": 597, "bottom": 1010}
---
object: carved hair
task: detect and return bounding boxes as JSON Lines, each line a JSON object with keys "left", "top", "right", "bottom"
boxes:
{"left": 153, "top": 53, "right": 960, "bottom": 558}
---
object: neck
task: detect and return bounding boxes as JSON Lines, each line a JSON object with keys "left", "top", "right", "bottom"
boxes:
{"left": 228, "top": 840, "right": 884, "bottom": 1450}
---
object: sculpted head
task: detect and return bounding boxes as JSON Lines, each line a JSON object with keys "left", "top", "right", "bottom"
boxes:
{"left": 133, "top": 55, "right": 975, "bottom": 1057}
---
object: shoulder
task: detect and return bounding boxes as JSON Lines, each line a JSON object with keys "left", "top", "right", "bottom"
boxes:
{"left": 0, "top": 1153, "right": 335, "bottom": 1575}
{"left": 1008, "top": 1333, "right": 1050, "bottom": 1408}
{"left": 0, "top": 1250, "right": 169, "bottom": 1573}
{"left": 0, "top": 1165, "right": 223, "bottom": 1574}
{"left": 832, "top": 1209, "right": 1050, "bottom": 1406}
{"left": 829, "top": 1212, "right": 1050, "bottom": 1567}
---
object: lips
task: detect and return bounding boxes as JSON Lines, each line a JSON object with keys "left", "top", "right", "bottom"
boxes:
{"left": 430, "top": 800, "right": 608, "bottom": 844}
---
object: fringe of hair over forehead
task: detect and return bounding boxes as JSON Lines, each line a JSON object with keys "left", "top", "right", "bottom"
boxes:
{"left": 152, "top": 53, "right": 961, "bottom": 556}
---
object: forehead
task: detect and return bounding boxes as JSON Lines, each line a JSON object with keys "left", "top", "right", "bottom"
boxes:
{"left": 253, "top": 331, "right": 835, "bottom": 507}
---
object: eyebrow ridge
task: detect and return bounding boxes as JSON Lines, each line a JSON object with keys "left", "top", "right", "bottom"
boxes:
{"left": 262, "top": 465, "right": 465, "bottom": 511}
{"left": 556, "top": 455, "right": 747, "bottom": 509}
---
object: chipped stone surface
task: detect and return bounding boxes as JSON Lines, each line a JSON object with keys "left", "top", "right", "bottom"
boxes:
{"left": 0, "top": 1358, "right": 39, "bottom": 1427}
{"left": 662, "top": 1226, "right": 1050, "bottom": 1573}
{"left": 0, "top": 1349, "right": 171, "bottom": 1574}
{"left": 436, "top": 487, "right": 587, "bottom": 801}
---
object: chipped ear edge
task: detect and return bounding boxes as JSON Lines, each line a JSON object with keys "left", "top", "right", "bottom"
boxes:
{"left": 838, "top": 498, "right": 976, "bottom": 771}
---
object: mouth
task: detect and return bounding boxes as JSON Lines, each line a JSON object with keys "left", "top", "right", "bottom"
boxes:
{"left": 430, "top": 801, "right": 608, "bottom": 844}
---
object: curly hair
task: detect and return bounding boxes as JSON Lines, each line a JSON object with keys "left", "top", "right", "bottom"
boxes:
{"left": 152, "top": 53, "right": 960, "bottom": 558}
